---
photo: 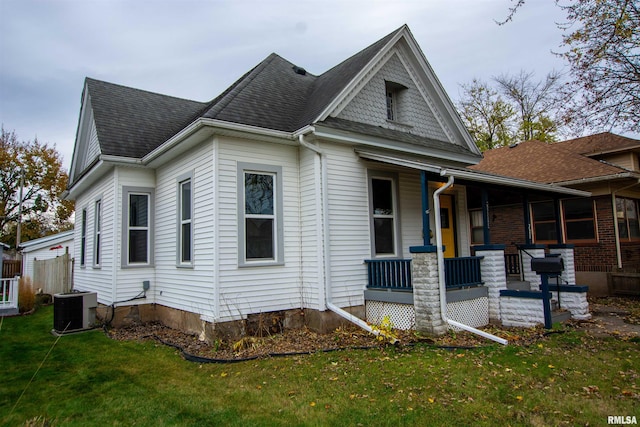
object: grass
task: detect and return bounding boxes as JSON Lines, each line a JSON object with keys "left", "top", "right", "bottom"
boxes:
{"left": 1, "top": 306, "right": 639, "bottom": 426}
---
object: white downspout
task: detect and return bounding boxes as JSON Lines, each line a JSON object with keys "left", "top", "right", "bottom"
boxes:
{"left": 298, "top": 134, "right": 384, "bottom": 339}
{"left": 434, "top": 171, "right": 508, "bottom": 345}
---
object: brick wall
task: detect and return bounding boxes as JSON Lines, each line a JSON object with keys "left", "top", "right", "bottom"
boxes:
{"left": 573, "top": 196, "right": 617, "bottom": 272}
{"left": 485, "top": 196, "right": 622, "bottom": 272}
{"left": 486, "top": 204, "right": 527, "bottom": 255}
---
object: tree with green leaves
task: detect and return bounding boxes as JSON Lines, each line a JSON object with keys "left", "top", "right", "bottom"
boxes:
{"left": 0, "top": 127, "right": 74, "bottom": 248}
{"left": 457, "top": 71, "right": 563, "bottom": 151}
{"left": 457, "top": 79, "right": 516, "bottom": 151}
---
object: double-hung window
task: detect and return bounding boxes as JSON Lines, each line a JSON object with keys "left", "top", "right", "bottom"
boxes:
{"left": 531, "top": 201, "right": 557, "bottom": 243}
{"left": 93, "top": 199, "right": 102, "bottom": 267}
{"left": 617, "top": 197, "right": 640, "bottom": 241}
{"left": 238, "top": 163, "right": 283, "bottom": 266}
{"left": 562, "top": 198, "right": 596, "bottom": 242}
{"left": 80, "top": 208, "right": 87, "bottom": 267}
{"left": 369, "top": 173, "right": 400, "bottom": 257}
{"left": 178, "top": 175, "right": 193, "bottom": 265}
{"left": 122, "top": 187, "right": 154, "bottom": 267}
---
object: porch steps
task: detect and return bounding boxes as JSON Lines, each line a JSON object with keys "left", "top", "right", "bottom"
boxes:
{"left": 506, "top": 280, "right": 531, "bottom": 291}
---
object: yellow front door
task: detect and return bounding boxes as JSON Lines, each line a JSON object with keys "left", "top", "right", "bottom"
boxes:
{"left": 440, "top": 195, "right": 456, "bottom": 258}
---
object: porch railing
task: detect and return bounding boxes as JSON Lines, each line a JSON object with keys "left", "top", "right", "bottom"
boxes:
{"left": 365, "top": 259, "right": 413, "bottom": 291}
{"left": 0, "top": 277, "right": 19, "bottom": 310}
{"left": 444, "top": 256, "right": 484, "bottom": 289}
{"left": 505, "top": 253, "right": 521, "bottom": 276}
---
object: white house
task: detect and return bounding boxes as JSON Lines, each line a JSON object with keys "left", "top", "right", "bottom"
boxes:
{"left": 65, "top": 25, "right": 589, "bottom": 340}
{"left": 21, "top": 230, "right": 74, "bottom": 282}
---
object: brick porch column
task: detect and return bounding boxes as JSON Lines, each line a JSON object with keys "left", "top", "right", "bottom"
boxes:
{"left": 519, "top": 244, "right": 546, "bottom": 291}
{"left": 548, "top": 244, "right": 576, "bottom": 285}
{"left": 410, "top": 246, "right": 447, "bottom": 336}
{"left": 474, "top": 244, "right": 506, "bottom": 322}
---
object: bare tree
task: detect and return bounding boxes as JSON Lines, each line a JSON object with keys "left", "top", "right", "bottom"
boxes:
{"left": 494, "top": 70, "right": 564, "bottom": 142}
{"left": 497, "top": 0, "right": 640, "bottom": 133}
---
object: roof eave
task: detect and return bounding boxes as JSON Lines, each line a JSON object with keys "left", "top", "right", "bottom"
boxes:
{"left": 554, "top": 173, "right": 640, "bottom": 186}
{"left": 315, "top": 124, "right": 481, "bottom": 166}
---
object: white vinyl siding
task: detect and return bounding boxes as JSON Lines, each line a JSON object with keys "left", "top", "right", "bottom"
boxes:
{"left": 299, "top": 147, "right": 321, "bottom": 309}
{"left": 154, "top": 141, "right": 215, "bottom": 318}
{"left": 216, "top": 137, "right": 301, "bottom": 321}
{"left": 72, "top": 171, "right": 116, "bottom": 304}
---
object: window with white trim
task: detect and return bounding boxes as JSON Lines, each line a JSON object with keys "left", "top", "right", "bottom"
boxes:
{"left": 369, "top": 173, "right": 400, "bottom": 257}
{"left": 122, "top": 187, "right": 154, "bottom": 267}
{"left": 178, "top": 176, "right": 193, "bottom": 264}
{"left": 93, "top": 199, "right": 101, "bottom": 267}
{"left": 80, "top": 208, "right": 87, "bottom": 267}
{"left": 238, "top": 163, "right": 283, "bottom": 266}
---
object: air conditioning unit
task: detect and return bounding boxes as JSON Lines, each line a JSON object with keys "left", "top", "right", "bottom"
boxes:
{"left": 53, "top": 291, "right": 98, "bottom": 333}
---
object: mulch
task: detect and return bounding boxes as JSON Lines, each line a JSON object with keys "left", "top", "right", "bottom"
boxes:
{"left": 106, "top": 296, "right": 640, "bottom": 362}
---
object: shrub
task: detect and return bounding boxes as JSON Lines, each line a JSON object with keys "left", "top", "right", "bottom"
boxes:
{"left": 18, "top": 276, "right": 35, "bottom": 313}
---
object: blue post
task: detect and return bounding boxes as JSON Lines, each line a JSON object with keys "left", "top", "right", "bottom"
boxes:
{"left": 540, "top": 273, "right": 552, "bottom": 329}
{"left": 482, "top": 188, "right": 490, "bottom": 245}
{"left": 421, "top": 171, "right": 430, "bottom": 247}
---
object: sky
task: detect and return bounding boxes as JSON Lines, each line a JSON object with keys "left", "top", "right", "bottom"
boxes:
{"left": 1, "top": 0, "right": 585, "bottom": 171}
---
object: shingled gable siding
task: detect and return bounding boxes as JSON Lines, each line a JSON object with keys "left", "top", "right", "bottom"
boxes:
{"left": 114, "top": 168, "right": 156, "bottom": 303}
{"left": 154, "top": 140, "right": 216, "bottom": 318}
{"left": 73, "top": 172, "right": 116, "bottom": 305}
{"left": 337, "top": 51, "right": 448, "bottom": 142}
{"left": 216, "top": 136, "right": 302, "bottom": 321}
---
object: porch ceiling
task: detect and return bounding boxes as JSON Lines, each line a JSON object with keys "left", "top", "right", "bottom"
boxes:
{"left": 356, "top": 149, "right": 591, "bottom": 197}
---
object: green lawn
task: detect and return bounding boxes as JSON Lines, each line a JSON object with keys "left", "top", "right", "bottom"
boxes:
{"left": 1, "top": 306, "right": 638, "bottom": 426}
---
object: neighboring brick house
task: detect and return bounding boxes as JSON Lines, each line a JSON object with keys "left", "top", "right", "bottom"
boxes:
{"left": 470, "top": 133, "right": 640, "bottom": 295}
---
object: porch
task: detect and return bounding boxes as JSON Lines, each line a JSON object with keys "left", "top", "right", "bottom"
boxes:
{"left": 0, "top": 277, "right": 19, "bottom": 316}
{"left": 363, "top": 243, "right": 589, "bottom": 332}
{"left": 355, "top": 150, "right": 591, "bottom": 337}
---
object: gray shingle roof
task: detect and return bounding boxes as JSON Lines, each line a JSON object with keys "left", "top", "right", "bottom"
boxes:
{"left": 318, "top": 117, "right": 475, "bottom": 158}
{"left": 82, "top": 26, "right": 478, "bottom": 164}
{"left": 86, "top": 78, "right": 208, "bottom": 158}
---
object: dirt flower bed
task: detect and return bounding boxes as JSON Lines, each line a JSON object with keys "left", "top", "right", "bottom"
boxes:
{"left": 106, "top": 322, "right": 554, "bottom": 362}
{"left": 106, "top": 298, "right": 640, "bottom": 361}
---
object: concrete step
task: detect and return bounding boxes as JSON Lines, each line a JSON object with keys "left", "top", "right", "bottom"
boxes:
{"left": 551, "top": 309, "right": 572, "bottom": 324}
{"left": 506, "top": 280, "right": 531, "bottom": 291}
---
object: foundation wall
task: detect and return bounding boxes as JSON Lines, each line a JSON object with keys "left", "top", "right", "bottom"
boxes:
{"left": 97, "top": 303, "right": 365, "bottom": 342}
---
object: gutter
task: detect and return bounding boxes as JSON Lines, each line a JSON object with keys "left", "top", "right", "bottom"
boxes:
{"left": 298, "top": 132, "right": 389, "bottom": 341}
{"left": 435, "top": 171, "right": 508, "bottom": 345}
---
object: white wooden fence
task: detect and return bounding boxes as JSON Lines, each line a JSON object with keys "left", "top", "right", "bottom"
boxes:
{"left": 0, "top": 277, "right": 19, "bottom": 311}
{"left": 33, "top": 253, "right": 72, "bottom": 295}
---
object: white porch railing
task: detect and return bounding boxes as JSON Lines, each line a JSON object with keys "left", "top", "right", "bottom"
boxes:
{"left": 1, "top": 277, "right": 19, "bottom": 311}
